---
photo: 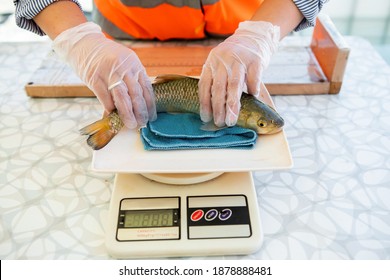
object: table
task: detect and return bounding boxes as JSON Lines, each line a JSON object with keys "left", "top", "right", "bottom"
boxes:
{"left": 0, "top": 37, "right": 389, "bottom": 259}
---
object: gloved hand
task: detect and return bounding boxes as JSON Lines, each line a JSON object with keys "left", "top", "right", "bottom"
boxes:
{"left": 52, "top": 22, "right": 157, "bottom": 129}
{"left": 199, "top": 21, "right": 280, "bottom": 127}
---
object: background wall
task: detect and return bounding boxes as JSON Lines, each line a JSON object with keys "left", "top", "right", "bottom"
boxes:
{"left": 322, "top": 0, "right": 390, "bottom": 62}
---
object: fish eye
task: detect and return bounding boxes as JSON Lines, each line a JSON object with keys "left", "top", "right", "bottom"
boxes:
{"left": 258, "top": 120, "right": 267, "bottom": 128}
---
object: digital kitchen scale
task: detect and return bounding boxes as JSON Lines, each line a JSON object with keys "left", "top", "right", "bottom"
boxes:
{"left": 91, "top": 84, "right": 293, "bottom": 258}
{"left": 105, "top": 172, "right": 262, "bottom": 258}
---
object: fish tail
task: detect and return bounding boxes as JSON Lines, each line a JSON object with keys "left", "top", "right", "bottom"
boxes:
{"left": 79, "top": 116, "right": 117, "bottom": 150}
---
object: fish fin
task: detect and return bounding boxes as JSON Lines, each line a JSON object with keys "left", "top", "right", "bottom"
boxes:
{"left": 86, "top": 129, "right": 117, "bottom": 150}
{"left": 79, "top": 119, "right": 106, "bottom": 136}
{"left": 153, "top": 74, "right": 190, "bottom": 84}
{"left": 79, "top": 116, "right": 115, "bottom": 150}
{"left": 200, "top": 122, "right": 227, "bottom": 132}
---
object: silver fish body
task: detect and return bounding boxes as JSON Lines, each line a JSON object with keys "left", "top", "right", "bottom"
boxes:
{"left": 80, "top": 75, "right": 284, "bottom": 150}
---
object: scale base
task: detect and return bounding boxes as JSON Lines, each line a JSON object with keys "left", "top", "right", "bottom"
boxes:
{"left": 105, "top": 172, "right": 263, "bottom": 259}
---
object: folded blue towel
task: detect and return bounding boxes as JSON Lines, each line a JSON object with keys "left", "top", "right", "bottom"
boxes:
{"left": 140, "top": 113, "right": 257, "bottom": 150}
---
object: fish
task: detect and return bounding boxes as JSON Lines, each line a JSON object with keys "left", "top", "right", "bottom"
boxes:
{"left": 80, "top": 74, "right": 284, "bottom": 150}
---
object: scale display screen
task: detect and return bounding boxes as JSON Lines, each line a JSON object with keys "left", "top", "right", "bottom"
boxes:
{"left": 123, "top": 209, "right": 174, "bottom": 228}
{"left": 117, "top": 197, "right": 180, "bottom": 241}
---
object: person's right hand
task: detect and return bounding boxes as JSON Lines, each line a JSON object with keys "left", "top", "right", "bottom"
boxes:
{"left": 52, "top": 22, "right": 156, "bottom": 129}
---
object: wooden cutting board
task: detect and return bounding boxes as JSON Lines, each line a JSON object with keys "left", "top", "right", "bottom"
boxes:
{"left": 25, "top": 15, "right": 349, "bottom": 97}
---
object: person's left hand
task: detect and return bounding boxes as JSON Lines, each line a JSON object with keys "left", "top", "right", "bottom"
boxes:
{"left": 198, "top": 21, "right": 280, "bottom": 127}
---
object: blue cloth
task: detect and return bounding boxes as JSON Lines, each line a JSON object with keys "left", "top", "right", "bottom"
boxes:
{"left": 140, "top": 113, "right": 258, "bottom": 150}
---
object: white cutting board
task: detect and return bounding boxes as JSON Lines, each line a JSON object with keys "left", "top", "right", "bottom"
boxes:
{"left": 91, "top": 83, "right": 292, "bottom": 173}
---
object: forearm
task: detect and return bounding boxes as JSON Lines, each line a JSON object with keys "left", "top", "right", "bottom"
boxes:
{"left": 251, "top": 0, "right": 304, "bottom": 38}
{"left": 33, "top": 1, "right": 87, "bottom": 40}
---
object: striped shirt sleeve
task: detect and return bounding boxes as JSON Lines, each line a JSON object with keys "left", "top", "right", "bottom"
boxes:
{"left": 13, "top": 0, "right": 82, "bottom": 36}
{"left": 293, "top": 0, "right": 328, "bottom": 31}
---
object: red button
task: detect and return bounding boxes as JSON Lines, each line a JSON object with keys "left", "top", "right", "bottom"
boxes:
{"left": 190, "top": 210, "right": 204, "bottom": 222}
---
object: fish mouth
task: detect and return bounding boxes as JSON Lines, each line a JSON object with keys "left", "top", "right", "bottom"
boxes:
{"left": 267, "top": 126, "right": 283, "bottom": 134}
{"left": 266, "top": 117, "right": 284, "bottom": 134}
{"left": 258, "top": 125, "right": 283, "bottom": 135}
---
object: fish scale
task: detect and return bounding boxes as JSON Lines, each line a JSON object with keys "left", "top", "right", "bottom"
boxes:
{"left": 154, "top": 77, "right": 200, "bottom": 114}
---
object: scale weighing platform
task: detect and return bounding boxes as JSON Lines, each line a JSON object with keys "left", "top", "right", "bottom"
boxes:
{"left": 91, "top": 85, "right": 293, "bottom": 258}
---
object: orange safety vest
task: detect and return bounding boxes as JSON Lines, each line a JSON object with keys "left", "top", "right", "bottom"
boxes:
{"left": 93, "top": 0, "right": 264, "bottom": 41}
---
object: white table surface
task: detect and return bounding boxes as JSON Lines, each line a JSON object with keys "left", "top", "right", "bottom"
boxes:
{"left": 0, "top": 37, "right": 389, "bottom": 259}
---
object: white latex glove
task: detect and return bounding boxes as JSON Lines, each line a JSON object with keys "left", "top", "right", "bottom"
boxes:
{"left": 199, "top": 21, "right": 280, "bottom": 127}
{"left": 52, "top": 22, "right": 157, "bottom": 129}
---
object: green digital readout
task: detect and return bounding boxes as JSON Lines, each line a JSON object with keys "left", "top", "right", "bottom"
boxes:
{"left": 124, "top": 209, "right": 174, "bottom": 228}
